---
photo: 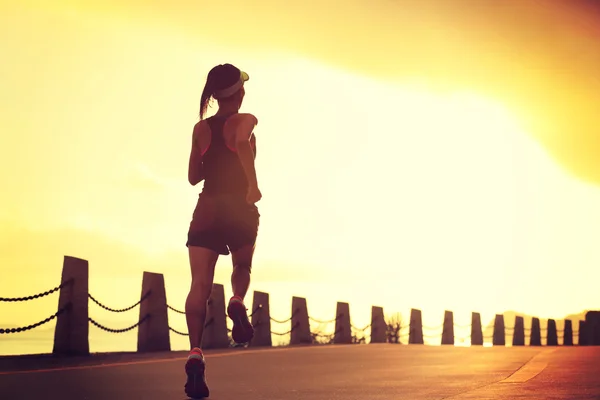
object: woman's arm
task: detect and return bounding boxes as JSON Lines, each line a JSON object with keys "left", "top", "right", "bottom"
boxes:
{"left": 188, "top": 124, "right": 205, "bottom": 186}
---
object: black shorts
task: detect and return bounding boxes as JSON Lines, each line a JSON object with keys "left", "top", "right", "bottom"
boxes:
{"left": 186, "top": 193, "right": 260, "bottom": 255}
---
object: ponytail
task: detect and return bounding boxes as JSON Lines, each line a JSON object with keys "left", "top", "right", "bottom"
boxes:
{"left": 199, "top": 82, "right": 213, "bottom": 120}
{"left": 199, "top": 69, "right": 217, "bottom": 120}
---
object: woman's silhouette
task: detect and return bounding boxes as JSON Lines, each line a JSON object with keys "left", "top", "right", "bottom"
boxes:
{"left": 184, "top": 63, "right": 261, "bottom": 399}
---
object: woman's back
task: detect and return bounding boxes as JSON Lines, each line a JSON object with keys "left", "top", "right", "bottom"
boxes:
{"left": 199, "top": 114, "right": 255, "bottom": 197}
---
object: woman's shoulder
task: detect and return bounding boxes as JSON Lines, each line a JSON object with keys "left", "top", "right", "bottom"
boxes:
{"left": 192, "top": 120, "right": 211, "bottom": 142}
{"left": 229, "top": 112, "right": 258, "bottom": 125}
{"left": 194, "top": 118, "right": 210, "bottom": 129}
{"left": 194, "top": 119, "right": 211, "bottom": 133}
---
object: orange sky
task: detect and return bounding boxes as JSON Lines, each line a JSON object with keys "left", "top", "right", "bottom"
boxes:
{"left": 9, "top": 0, "right": 598, "bottom": 182}
{"left": 1, "top": 0, "right": 599, "bottom": 354}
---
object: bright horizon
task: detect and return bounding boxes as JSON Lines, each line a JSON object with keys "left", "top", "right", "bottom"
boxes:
{"left": 2, "top": 0, "right": 600, "bottom": 354}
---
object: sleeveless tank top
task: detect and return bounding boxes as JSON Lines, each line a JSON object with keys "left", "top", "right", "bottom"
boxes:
{"left": 201, "top": 114, "right": 254, "bottom": 197}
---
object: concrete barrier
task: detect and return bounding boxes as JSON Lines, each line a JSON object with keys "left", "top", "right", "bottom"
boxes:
{"left": 493, "top": 314, "right": 505, "bottom": 346}
{"left": 579, "top": 320, "right": 587, "bottom": 346}
{"left": 250, "top": 291, "right": 272, "bottom": 347}
{"left": 563, "top": 320, "right": 573, "bottom": 346}
{"left": 137, "top": 272, "right": 170, "bottom": 352}
{"left": 530, "top": 317, "right": 541, "bottom": 346}
{"left": 290, "top": 296, "right": 311, "bottom": 345}
{"left": 47, "top": 254, "right": 597, "bottom": 354}
{"left": 334, "top": 302, "right": 352, "bottom": 344}
{"left": 471, "top": 312, "right": 483, "bottom": 346}
{"left": 201, "top": 283, "right": 229, "bottom": 349}
{"left": 512, "top": 316, "right": 525, "bottom": 346}
{"left": 370, "top": 306, "right": 386, "bottom": 344}
{"left": 409, "top": 309, "right": 424, "bottom": 344}
{"left": 547, "top": 319, "right": 558, "bottom": 346}
{"left": 53, "top": 256, "right": 89, "bottom": 356}
{"left": 585, "top": 311, "right": 600, "bottom": 345}
{"left": 441, "top": 310, "right": 454, "bottom": 345}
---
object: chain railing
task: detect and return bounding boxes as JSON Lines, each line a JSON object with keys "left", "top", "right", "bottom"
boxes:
{"left": 0, "top": 303, "right": 72, "bottom": 334}
{"left": 0, "top": 279, "right": 74, "bottom": 335}
{"left": 88, "top": 290, "right": 151, "bottom": 313}
{"left": 84, "top": 290, "right": 152, "bottom": 334}
{"left": 0, "top": 282, "right": 152, "bottom": 336}
{"left": 379, "top": 315, "right": 584, "bottom": 345}
{"left": 165, "top": 304, "right": 351, "bottom": 345}
{"left": 89, "top": 314, "right": 150, "bottom": 333}
{"left": 1, "top": 272, "right": 587, "bottom": 348}
{"left": 167, "top": 304, "right": 186, "bottom": 314}
{"left": 0, "top": 279, "right": 73, "bottom": 303}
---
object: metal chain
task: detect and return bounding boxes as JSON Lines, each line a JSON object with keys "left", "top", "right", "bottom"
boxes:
{"left": 270, "top": 316, "right": 292, "bottom": 324}
{"left": 89, "top": 314, "right": 150, "bottom": 333}
{"left": 168, "top": 317, "right": 214, "bottom": 336}
{"left": 0, "top": 303, "right": 72, "bottom": 334}
{"left": 271, "top": 309, "right": 299, "bottom": 324}
{"left": 272, "top": 322, "right": 300, "bottom": 336}
{"left": 351, "top": 323, "right": 371, "bottom": 331}
{"left": 169, "top": 326, "right": 189, "bottom": 336}
{"left": 249, "top": 305, "right": 262, "bottom": 317}
{"left": 0, "top": 279, "right": 73, "bottom": 302}
{"left": 88, "top": 291, "right": 151, "bottom": 313}
{"left": 167, "top": 304, "right": 186, "bottom": 314}
{"left": 309, "top": 314, "right": 342, "bottom": 324}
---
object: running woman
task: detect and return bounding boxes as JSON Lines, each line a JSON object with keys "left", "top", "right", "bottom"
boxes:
{"left": 183, "top": 63, "right": 261, "bottom": 399}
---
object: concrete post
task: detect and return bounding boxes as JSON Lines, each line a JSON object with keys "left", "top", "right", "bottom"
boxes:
{"left": 563, "top": 320, "right": 573, "bottom": 346}
{"left": 408, "top": 308, "right": 424, "bottom": 344}
{"left": 334, "top": 302, "right": 352, "bottom": 344}
{"left": 530, "top": 317, "right": 542, "bottom": 346}
{"left": 512, "top": 316, "right": 525, "bottom": 346}
{"left": 370, "top": 306, "right": 386, "bottom": 344}
{"left": 441, "top": 310, "right": 454, "bottom": 345}
{"left": 53, "top": 256, "right": 89, "bottom": 356}
{"left": 290, "top": 296, "right": 311, "bottom": 345}
{"left": 547, "top": 319, "right": 558, "bottom": 346}
{"left": 470, "top": 312, "right": 483, "bottom": 346}
{"left": 585, "top": 311, "right": 600, "bottom": 345}
{"left": 579, "top": 320, "right": 587, "bottom": 346}
{"left": 250, "top": 291, "right": 271, "bottom": 347}
{"left": 492, "top": 314, "right": 505, "bottom": 346}
{"left": 137, "top": 272, "right": 170, "bottom": 352}
{"left": 201, "top": 283, "right": 229, "bottom": 349}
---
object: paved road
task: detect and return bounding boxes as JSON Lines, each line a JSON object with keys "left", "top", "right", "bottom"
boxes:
{"left": 0, "top": 345, "right": 599, "bottom": 400}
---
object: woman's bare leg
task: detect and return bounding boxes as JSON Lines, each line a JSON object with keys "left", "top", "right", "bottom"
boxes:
{"left": 227, "top": 244, "right": 256, "bottom": 344}
{"left": 231, "top": 244, "right": 255, "bottom": 300}
{"left": 185, "top": 246, "right": 219, "bottom": 349}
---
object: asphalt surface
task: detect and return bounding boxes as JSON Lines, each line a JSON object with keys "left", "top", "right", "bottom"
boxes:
{"left": 0, "top": 344, "right": 599, "bottom": 400}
